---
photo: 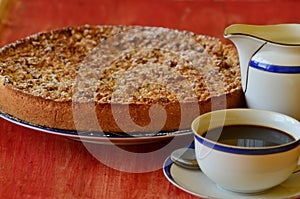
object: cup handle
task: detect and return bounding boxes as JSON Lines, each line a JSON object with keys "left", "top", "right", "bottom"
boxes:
{"left": 294, "top": 158, "right": 300, "bottom": 174}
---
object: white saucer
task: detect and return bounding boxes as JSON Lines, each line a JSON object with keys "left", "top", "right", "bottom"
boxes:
{"left": 163, "top": 157, "right": 300, "bottom": 199}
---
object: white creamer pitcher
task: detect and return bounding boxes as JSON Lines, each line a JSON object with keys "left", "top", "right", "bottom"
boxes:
{"left": 224, "top": 24, "right": 300, "bottom": 121}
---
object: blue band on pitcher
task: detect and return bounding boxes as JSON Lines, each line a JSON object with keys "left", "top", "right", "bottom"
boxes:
{"left": 250, "top": 60, "right": 300, "bottom": 73}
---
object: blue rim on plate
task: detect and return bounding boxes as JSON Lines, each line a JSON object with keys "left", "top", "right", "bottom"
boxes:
{"left": 0, "top": 110, "right": 193, "bottom": 145}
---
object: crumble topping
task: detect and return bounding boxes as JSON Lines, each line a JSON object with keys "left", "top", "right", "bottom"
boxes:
{"left": 0, "top": 25, "right": 241, "bottom": 104}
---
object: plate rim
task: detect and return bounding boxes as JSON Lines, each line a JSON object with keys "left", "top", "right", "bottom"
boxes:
{"left": 0, "top": 110, "right": 192, "bottom": 145}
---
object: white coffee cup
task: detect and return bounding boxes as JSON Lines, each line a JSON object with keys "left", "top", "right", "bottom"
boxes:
{"left": 191, "top": 108, "right": 300, "bottom": 193}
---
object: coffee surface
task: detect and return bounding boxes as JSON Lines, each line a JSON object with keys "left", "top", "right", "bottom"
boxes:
{"left": 204, "top": 125, "right": 295, "bottom": 147}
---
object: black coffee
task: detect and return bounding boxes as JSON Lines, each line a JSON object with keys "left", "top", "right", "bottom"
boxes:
{"left": 203, "top": 125, "right": 295, "bottom": 147}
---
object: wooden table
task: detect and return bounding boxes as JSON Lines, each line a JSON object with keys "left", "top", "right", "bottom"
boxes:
{"left": 1, "top": 0, "right": 300, "bottom": 198}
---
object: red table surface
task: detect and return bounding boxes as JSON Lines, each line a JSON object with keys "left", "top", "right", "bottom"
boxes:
{"left": 1, "top": 0, "right": 300, "bottom": 198}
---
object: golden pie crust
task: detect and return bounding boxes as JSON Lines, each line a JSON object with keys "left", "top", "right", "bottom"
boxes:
{"left": 0, "top": 25, "right": 244, "bottom": 133}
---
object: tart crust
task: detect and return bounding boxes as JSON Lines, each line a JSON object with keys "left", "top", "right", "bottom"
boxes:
{"left": 0, "top": 25, "right": 245, "bottom": 133}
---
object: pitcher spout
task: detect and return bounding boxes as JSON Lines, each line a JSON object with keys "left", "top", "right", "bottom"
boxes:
{"left": 224, "top": 24, "right": 267, "bottom": 92}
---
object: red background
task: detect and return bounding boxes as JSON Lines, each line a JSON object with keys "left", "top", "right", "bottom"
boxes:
{"left": 1, "top": 0, "right": 300, "bottom": 46}
{"left": 1, "top": 0, "right": 300, "bottom": 198}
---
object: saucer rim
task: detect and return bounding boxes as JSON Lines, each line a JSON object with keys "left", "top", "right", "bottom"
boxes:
{"left": 163, "top": 157, "right": 210, "bottom": 198}
{"left": 163, "top": 156, "right": 300, "bottom": 199}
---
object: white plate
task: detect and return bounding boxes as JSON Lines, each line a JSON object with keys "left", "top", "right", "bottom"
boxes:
{"left": 163, "top": 157, "right": 300, "bottom": 199}
{"left": 0, "top": 111, "right": 193, "bottom": 145}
